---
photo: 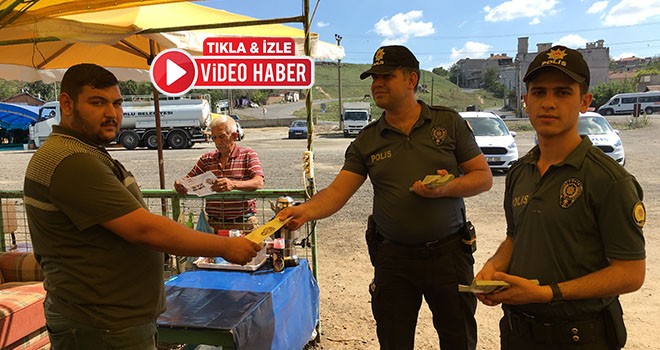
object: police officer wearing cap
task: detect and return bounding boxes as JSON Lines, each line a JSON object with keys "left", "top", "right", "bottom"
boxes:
{"left": 476, "top": 45, "right": 646, "bottom": 350}
{"left": 278, "top": 45, "right": 493, "bottom": 349}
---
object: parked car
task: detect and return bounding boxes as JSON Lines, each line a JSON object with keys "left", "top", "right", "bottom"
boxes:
{"left": 578, "top": 112, "right": 625, "bottom": 165}
{"left": 459, "top": 111, "right": 519, "bottom": 171}
{"left": 235, "top": 121, "right": 245, "bottom": 141}
{"left": 288, "top": 120, "right": 308, "bottom": 139}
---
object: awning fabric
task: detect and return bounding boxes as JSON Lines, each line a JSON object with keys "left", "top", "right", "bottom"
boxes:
{"left": 0, "top": 103, "right": 39, "bottom": 130}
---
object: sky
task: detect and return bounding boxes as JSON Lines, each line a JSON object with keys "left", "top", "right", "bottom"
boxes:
{"left": 207, "top": 0, "right": 660, "bottom": 70}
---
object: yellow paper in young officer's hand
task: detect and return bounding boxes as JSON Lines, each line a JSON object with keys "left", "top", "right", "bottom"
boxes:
{"left": 245, "top": 217, "right": 293, "bottom": 243}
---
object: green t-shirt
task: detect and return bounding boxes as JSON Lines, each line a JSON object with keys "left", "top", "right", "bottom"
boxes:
{"left": 505, "top": 137, "right": 645, "bottom": 318}
{"left": 342, "top": 101, "right": 482, "bottom": 243}
{"left": 24, "top": 126, "right": 165, "bottom": 329}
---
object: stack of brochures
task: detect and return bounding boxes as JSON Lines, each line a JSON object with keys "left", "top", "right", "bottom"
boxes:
{"left": 458, "top": 279, "right": 539, "bottom": 294}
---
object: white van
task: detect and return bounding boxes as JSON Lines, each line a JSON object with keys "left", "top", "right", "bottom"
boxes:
{"left": 597, "top": 91, "right": 660, "bottom": 115}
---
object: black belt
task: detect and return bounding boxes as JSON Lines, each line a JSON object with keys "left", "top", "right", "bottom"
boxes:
{"left": 504, "top": 305, "right": 606, "bottom": 346}
{"left": 377, "top": 234, "right": 462, "bottom": 259}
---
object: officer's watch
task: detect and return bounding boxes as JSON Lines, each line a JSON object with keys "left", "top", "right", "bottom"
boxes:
{"left": 550, "top": 283, "right": 564, "bottom": 303}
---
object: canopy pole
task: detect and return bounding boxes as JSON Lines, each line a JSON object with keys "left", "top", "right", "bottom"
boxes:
{"left": 302, "top": 2, "right": 321, "bottom": 342}
{"left": 149, "top": 39, "right": 168, "bottom": 216}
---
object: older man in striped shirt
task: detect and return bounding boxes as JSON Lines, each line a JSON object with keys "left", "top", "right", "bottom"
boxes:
{"left": 175, "top": 115, "right": 264, "bottom": 232}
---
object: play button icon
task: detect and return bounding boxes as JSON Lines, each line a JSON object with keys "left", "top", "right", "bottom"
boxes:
{"left": 150, "top": 49, "right": 197, "bottom": 96}
{"left": 166, "top": 59, "right": 187, "bottom": 86}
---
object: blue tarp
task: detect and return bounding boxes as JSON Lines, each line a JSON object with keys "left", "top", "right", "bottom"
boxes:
{"left": 0, "top": 103, "right": 39, "bottom": 130}
{"left": 158, "top": 259, "right": 320, "bottom": 350}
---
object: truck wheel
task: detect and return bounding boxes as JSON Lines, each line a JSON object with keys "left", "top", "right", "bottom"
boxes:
{"left": 143, "top": 131, "right": 159, "bottom": 150}
{"left": 167, "top": 130, "right": 189, "bottom": 149}
{"left": 119, "top": 131, "right": 139, "bottom": 150}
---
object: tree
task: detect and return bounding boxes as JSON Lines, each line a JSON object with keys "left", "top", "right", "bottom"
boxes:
{"left": 482, "top": 68, "right": 510, "bottom": 99}
{"left": 449, "top": 64, "right": 461, "bottom": 86}
{"left": 119, "top": 80, "right": 152, "bottom": 96}
{"left": 0, "top": 80, "right": 20, "bottom": 100}
{"left": 591, "top": 80, "right": 635, "bottom": 108}
{"left": 432, "top": 67, "right": 449, "bottom": 77}
{"left": 25, "top": 81, "right": 57, "bottom": 101}
{"left": 483, "top": 68, "right": 499, "bottom": 90}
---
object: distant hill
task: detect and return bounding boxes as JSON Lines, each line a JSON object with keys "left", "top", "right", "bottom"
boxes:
{"left": 297, "top": 62, "right": 503, "bottom": 122}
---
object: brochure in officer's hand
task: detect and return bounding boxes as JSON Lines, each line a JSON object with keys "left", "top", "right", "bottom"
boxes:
{"left": 422, "top": 174, "right": 454, "bottom": 188}
{"left": 409, "top": 173, "right": 455, "bottom": 191}
{"left": 458, "top": 279, "right": 540, "bottom": 294}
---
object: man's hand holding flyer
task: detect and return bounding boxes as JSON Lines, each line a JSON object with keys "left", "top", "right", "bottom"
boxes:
{"left": 177, "top": 171, "right": 217, "bottom": 196}
{"left": 245, "top": 217, "right": 293, "bottom": 243}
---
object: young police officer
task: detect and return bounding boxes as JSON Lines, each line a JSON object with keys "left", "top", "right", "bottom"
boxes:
{"left": 278, "top": 45, "right": 492, "bottom": 349}
{"left": 476, "top": 46, "right": 646, "bottom": 350}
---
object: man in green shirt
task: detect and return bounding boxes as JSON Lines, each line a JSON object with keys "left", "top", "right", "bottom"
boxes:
{"left": 24, "top": 63, "right": 261, "bottom": 349}
{"left": 476, "top": 46, "right": 645, "bottom": 350}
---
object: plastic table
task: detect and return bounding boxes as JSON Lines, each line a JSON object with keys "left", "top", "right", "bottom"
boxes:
{"left": 157, "top": 259, "right": 319, "bottom": 350}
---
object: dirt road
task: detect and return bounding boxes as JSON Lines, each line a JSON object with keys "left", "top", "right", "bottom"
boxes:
{"left": 0, "top": 117, "right": 657, "bottom": 349}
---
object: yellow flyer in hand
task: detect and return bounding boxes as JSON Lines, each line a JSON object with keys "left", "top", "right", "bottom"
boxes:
{"left": 245, "top": 217, "right": 292, "bottom": 243}
{"left": 421, "top": 174, "right": 454, "bottom": 188}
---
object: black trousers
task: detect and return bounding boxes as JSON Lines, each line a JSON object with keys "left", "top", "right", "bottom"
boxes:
{"left": 369, "top": 236, "right": 477, "bottom": 350}
{"left": 500, "top": 307, "right": 617, "bottom": 350}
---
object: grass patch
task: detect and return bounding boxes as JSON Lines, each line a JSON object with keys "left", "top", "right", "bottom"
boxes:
{"left": 625, "top": 115, "right": 651, "bottom": 130}
{"left": 293, "top": 62, "right": 505, "bottom": 120}
{"left": 504, "top": 120, "right": 534, "bottom": 132}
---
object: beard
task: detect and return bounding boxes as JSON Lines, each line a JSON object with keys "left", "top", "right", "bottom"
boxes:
{"left": 71, "top": 106, "right": 118, "bottom": 145}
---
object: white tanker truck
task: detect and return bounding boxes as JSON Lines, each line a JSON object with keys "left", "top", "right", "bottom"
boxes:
{"left": 30, "top": 95, "right": 211, "bottom": 150}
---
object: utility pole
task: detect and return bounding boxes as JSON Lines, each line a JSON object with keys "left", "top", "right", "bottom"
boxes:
{"left": 335, "top": 34, "right": 343, "bottom": 128}
{"left": 515, "top": 58, "right": 521, "bottom": 118}
{"left": 431, "top": 76, "right": 434, "bottom": 106}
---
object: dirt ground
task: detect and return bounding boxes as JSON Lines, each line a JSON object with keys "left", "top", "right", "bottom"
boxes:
{"left": 0, "top": 117, "right": 657, "bottom": 349}
{"left": 297, "top": 118, "right": 660, "bottom": 350}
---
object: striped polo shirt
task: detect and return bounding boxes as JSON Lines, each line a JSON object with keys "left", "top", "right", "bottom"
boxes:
{"left": 186, "top": 145, "right": 264, "bottom": 220}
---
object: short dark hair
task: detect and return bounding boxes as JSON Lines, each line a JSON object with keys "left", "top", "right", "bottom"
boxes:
{"left": 402, "top": 67, "right": 421, "bottom": 90}
{"left": 60, "top": 63, "right": 119, "bottom": 102}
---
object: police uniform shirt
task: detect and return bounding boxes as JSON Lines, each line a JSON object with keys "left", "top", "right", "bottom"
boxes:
{"left": 505, "top": 136, "right": 646, "bottom": 318}
{"left": 342, "top": 101, "right": 482, "bottom": 244}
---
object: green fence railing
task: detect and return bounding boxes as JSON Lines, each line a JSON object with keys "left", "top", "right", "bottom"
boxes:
{"left": 1, "top": 189, "right": 317, "bottom": 279}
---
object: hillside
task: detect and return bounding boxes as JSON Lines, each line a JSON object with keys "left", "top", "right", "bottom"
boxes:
{"left": 296, "top": 62, "right": 503, "bottom": 121}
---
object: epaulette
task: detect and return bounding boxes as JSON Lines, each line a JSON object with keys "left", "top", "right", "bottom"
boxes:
{"left": 361, "top": 118, "right": 380, "bottom": 131}
{"left": 428, "top": 105, "right": 459, "bottom": 114}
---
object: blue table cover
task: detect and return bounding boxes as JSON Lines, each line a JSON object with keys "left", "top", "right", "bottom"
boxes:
{"left": 157, "top": 259, "right": 319, "bottom": 350}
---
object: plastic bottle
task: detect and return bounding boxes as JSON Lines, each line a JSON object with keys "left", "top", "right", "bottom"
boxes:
{"left": 272, "top": 238, "right": 286, "bottom": 272}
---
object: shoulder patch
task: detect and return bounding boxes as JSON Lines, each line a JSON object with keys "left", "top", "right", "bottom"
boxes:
{"left": 633, "top": 201, "right": 646, "bottom": 228}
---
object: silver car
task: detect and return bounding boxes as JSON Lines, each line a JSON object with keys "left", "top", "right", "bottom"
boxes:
{"left": 459, "top": 111, "right": 519, "bottom": 171}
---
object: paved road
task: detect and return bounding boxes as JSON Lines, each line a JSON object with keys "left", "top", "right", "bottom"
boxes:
{"left": 230, "top": 98, "right": 336, "bottom": 120}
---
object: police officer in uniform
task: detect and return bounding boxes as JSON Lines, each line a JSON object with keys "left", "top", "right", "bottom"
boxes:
{"left": 278, "top": 45, "right": 493, "bottom": 350}
{"left": 476, "top": 46, "right": 646, "bottom": 350}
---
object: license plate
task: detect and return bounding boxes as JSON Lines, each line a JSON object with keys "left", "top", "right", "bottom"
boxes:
{"left": 486, "top": 156, "right": 501, "bottom": 162}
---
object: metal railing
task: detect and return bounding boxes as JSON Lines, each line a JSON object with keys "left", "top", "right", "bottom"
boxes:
{"left": 1, "top": 189, "right": 317, "bottom": 279}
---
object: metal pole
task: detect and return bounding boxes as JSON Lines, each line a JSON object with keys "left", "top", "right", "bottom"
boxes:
{"left": 515, "top": 58, "right": 522, "bottom": 118}
{"left": 335, "top": 34, "right": 342, "bottom": 128}
{"left": 431, "top": 76, "right": 434, "bottom": 106}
